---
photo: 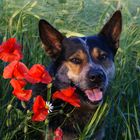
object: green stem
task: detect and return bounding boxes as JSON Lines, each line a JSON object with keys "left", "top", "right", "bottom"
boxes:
{"left": 0, "top": 96, "right": 16, "bottom": 134}
{"left": 45, "top": 124, "right": 48, "bottom": 140}
{"left": 47, "top": 83, "right": 52, "bottom": 101}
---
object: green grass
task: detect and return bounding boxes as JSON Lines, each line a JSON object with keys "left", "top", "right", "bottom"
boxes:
{"left": 0, "top": 0, "right": 140, "bottom": 139}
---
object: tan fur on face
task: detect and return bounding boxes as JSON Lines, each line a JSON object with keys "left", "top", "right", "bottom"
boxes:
{"left": 92, "top": 47, "right": 101, "bottom": 59}
{"left": 92, "top": 47, "right": 115, "bottom": 80}
{"left": 92, "top": 47, "right": 110, "bottom": 67}
{"left": 64, "top": 47, "right": 115, "bottom": 84}
{"left": 64, "top": 50, "right": 88, "bottom": 81}
{"left": 92, "top": 47, "right": 108, "bottom": 60}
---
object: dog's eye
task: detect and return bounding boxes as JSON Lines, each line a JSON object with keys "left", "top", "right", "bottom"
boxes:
{"left": 99, "top": 54, "right": 108, "bottom": 61}
{"left": 70, "top": 58, "right": 82, "bottom": 64}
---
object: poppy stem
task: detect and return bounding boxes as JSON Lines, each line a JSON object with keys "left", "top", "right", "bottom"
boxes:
{"left": 10, "top": 96, "right": 16, "bottom": 104}
{"left": 45, "top": 125, "right": 48, "bottom": 140}
{"left": 44, "top": 119, "right": 49, "bottom": 140}
{"left": 47, "top": 83, "right": 52, "bottom": 101}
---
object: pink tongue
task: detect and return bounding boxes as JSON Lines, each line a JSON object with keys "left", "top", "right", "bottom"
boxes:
{"left": 85, "top": 89, "right": 103, "bottom": 102}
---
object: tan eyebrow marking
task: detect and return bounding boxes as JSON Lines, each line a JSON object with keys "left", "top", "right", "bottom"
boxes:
{"left": 70, "top": 50, "right": 86, "bottom": 59}
{"left": 92, "top": 47, "right": 108, "bottom": 59}
{"left": 92, "top": 47, "right": 101, "bottom": 59}
{"left": 65, "top": 50, "right": 87, "bottom": 76}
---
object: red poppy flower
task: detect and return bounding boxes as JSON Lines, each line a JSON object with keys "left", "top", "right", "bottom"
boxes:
{"left": 54, "top": 127, "right": 63, "bottom": 140}
{"left": 0, "top": 38, "right": 23, "bottom": 62}
{"left": 32, "top": 95, "right": 49, "bottom": 122}
{"left": 52, "top": 87, "right": 80, "bottom": 107}
{"left": 25, "top": 64, "right": 52, "bottom": 84}
{"left": 10, "top": 79, "right": 32, "bottom": 101}
{"left": 3, "top": 60, "right": 29, "bottom": 79}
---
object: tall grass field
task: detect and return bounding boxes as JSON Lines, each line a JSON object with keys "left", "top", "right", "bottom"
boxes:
{"left": 0, "top": 0, "right": 140, "bottom": 139}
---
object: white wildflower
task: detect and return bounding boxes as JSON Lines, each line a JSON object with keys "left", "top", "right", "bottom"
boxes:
{"left": 46, "top": 102, "right": 53, "bottom": 113}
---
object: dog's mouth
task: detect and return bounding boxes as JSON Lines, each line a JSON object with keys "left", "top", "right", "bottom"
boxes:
{"left": 84, "top": 88, "right": 103, "bottom": 103}
{"left": 75, "top": 86, "right": 104, "bottom": 105}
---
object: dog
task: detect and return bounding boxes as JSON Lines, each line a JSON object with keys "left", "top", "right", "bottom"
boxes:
{"left": 33, "top": 10, "right": 122, "bottom": 140}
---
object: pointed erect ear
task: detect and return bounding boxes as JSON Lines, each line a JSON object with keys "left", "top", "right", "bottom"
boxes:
{"left": 99, "top": 10, "right": 122, "bottom": 53}
{"left": 39, "top": 19, "right": 64, "bottom": 59}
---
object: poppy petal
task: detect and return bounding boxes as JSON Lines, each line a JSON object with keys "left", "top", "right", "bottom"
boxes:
{"left": 32, "top": 95, "right": 46, "bottom": 113}
{"left": 12, "top": 89, "right": 32, "bottom": 101}
{"left": 29, "top": 64, "right": 45, "bottom": 77}
{"left": 61, "top": 87, "right": 76, "bottom": 97}
{"left": 25, "top": 64, "right": 45, "bottom": 83}
{"left": 32, "top": 109, "right": 48, "bottom": 122}
{"left": 25, "top": 64, "right": 52, "bottom": 84}
{"left": 13, "top": 61, "right": 29, "bottom": 79}
{"left": 52, "top": 87, "right": 80, "bottom": 107}
{"left": 54, "top": 127, "right": 63, "bottom": 140}
{"left": 3, "top": 61, "right": 18, "bottom": 79}
{"left": 0, "top": 38, "right": 23, "bottom": 62}
{"left": 54, "top": 127, "right": 63, "bottom": 137}
{"left": 53, "top": 92, "right": 80, "bottom": 107}
{"left": 67, "top": 95, "right": 80, "bottom": 107}
{"left": 24, "top": 74, "right": 40, "bottom": 84}
{"left": 10, "top": 79, "right": 32, "bottom": 101}
{"left": 54, "top": 137, "right": 62, "bottom": 140}
{"left": 3, "top": 61, "right": 28, "bottom": 79}
{"left": 41, "top": 70, "right": 52, "bottom": 84}
{"left": 10, "top": 79, "right": 26, "bottom": 90}
{"left": 32, "top": 95, "right": 48, "bottom": 121}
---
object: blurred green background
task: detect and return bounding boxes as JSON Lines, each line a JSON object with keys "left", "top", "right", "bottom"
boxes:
{"left": 0, "top": 0, "right": 140, "bottom": 139}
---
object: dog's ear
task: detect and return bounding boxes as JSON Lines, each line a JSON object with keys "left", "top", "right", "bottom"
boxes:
{"left": 99, "top": 10, "right": 122, "bottom": 54}
{"left": 39, "top": 19, "right": 64, "bottom": 59}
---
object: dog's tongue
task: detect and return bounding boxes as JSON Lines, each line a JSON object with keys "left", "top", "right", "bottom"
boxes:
{"left": 85, "top": 89, "right": 103, "bottom": 102}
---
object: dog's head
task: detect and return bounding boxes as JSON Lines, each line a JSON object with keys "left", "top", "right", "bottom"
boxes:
{"left": 39, "top": 11, "right": 122, "bottom": 109}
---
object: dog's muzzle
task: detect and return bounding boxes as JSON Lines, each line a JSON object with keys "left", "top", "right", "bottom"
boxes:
{"left": 83, "top": 69, "right": 106, "bottom": 103}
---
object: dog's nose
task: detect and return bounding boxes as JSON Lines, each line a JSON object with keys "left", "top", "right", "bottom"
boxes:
{"left": 88, "top": 69, "right": 105, "bottom": 83}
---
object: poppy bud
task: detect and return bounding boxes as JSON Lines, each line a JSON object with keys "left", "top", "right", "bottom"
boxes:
{"left": 6, "top": 104, "right": 12, "bottom": 113}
